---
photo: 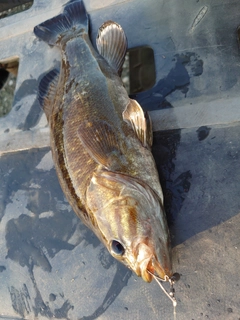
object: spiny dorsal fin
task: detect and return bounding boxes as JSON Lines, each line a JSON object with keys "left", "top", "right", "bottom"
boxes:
{"left": 123, "top": 99, "right": 152, "bottom": 149}
{"left": 38, "top": 68, "right": 60, "bottom": 120}
{"left": 78, "top": 120, "right": 126, "bottom": 171}
{"left": 96, "top": 21, "right": 127, "bottom": 75}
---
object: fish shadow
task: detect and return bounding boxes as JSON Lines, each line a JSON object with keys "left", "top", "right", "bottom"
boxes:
{"left": 136, "top": 52, "right": 239, "bottom": 248}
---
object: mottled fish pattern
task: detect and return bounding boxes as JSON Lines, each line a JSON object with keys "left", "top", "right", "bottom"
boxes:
{"left": 34, "top": 0, "right": 173, "bottom": 283}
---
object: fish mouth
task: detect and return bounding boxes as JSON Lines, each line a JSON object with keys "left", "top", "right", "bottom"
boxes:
{"left": 138, "top": 256, "right": 171, "bottom": 282}
{"left": 135, "top": 242, "right": 172, "bottom": 282}
{"left": 149, "top": 256, "right": 172, "bottom": 281}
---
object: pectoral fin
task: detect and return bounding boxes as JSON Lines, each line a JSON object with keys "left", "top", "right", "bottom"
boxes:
{"left": 123, "top": 99, "right": 153, "bottom": 148}
{"left": 78, "top": 120, "right": 126, "bottom": 171}
{"left": 96, "top": 21, "right": 127, "bottom": 75}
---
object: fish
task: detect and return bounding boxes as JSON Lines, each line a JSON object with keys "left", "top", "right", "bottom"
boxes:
{"left": 34, "top": 0, "right": 177, "bottom": 293}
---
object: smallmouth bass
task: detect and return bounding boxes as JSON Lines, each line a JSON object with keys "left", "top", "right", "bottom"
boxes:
{"left": 34, "top": 0, "right": 178, "bottom": 296}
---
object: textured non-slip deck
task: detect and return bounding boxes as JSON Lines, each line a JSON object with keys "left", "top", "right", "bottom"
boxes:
{"left": 0, "top": 1, "right": 240, "bottom": 319}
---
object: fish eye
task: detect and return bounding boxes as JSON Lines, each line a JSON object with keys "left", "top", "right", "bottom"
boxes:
{"left": 110, "top": 240, "right": 125, "bottom": 256}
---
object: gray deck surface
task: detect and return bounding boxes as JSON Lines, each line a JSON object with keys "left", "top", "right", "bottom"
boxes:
{"left": 0, "top": 1, "right": 240, "bottom": 319}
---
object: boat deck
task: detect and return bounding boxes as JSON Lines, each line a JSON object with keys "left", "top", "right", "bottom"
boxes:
{"left": 0, "top": 1, "right": 239, "bottom": 319}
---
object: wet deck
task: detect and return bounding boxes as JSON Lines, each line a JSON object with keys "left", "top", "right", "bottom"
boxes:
{"left": 0, "top": 0, "right": 240, "bottom": 319}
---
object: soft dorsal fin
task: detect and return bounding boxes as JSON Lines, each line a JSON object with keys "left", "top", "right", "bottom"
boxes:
{"left": 78, "top": 120, "right": 126, "bottom": 171}
{"left": 123, "top": 99, "right": 152, "bottom": 148}
{"left": 96, "top": 21, "right": 127, "bottom": 75}
{"left": 38, "top": 68, "right": 60, "bottom": 120}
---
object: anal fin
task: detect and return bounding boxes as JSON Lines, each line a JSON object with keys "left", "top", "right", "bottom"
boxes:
{"left": 38, "top": 68, "right": 60, "bottom": 119}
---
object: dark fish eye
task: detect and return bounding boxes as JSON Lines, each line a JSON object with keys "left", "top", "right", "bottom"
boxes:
{"left": 110, "top": 240, "right": 125, "bottom": 256}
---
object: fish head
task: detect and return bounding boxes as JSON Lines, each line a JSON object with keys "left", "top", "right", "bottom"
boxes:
{"left": 86, "top": 170, "right": 172, "bottom": 282}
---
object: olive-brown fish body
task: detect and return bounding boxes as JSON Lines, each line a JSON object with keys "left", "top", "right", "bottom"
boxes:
{"left": 34, "top": 0, "right": 172, "bottom": 282}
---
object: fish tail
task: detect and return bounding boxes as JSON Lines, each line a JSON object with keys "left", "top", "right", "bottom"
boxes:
{"left": 34, "top": 0, "right": 88, "bottom": 46}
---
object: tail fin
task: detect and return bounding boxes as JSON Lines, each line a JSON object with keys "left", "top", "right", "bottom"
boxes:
{"left": 34, "top": 0, "right": 88, "bottom": 46}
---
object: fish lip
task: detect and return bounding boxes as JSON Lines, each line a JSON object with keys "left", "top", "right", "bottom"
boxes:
{"left": 129, "top": 241, "right": 152, "bottom": 282}
{"left": 132, "top": 241, "right": 172, "bottom": 282}
{"left": 137, "top": 257, "right": 170, "bottom": 283}
{"left": 151, "top": 255, "right": 172, "bottom": 281}
{"left": 138, "top": 254, "right": 172, "bottom": 282}
{"left": 138, "top": 256, "right": 153, "bottom": 282}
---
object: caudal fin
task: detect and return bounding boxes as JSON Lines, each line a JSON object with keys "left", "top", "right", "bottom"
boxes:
{"left": 34, "top": 0, "right": 88, "bottom": 46}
